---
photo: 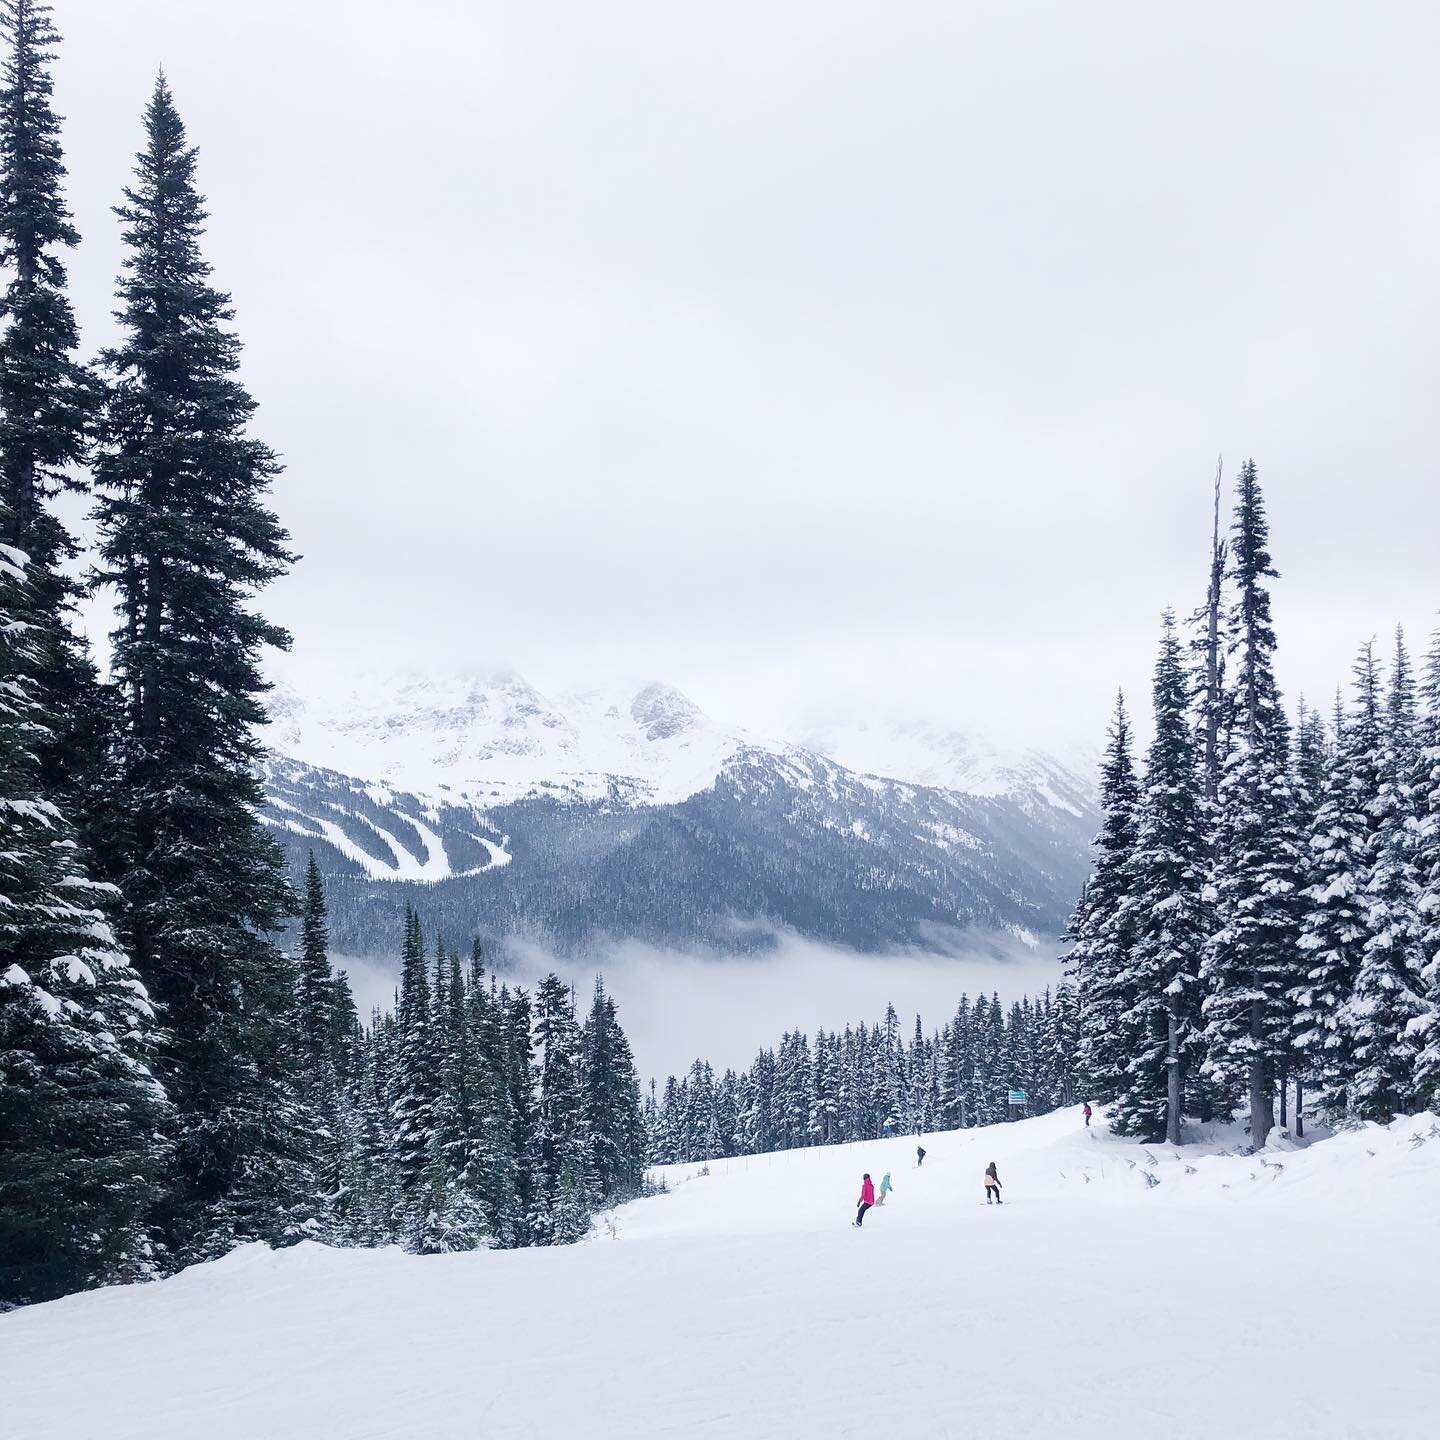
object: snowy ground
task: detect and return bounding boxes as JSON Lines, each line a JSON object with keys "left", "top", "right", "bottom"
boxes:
{"left": 5, "top": 1110, "right": 1439, "bottom": 1439}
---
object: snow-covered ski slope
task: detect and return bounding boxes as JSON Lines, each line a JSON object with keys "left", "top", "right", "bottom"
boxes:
{"left": 5, "top": 1110, "right": 1438, "bottom": 1440}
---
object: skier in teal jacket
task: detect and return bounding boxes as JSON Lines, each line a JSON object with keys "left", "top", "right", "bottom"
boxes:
{"left": 876, "top": 1171, "right": 893, "bottom": 1205}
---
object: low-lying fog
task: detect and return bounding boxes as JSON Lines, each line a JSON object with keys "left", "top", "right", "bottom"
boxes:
{"left": 339, "top": 933, "right": 1063, "bottom": 1083}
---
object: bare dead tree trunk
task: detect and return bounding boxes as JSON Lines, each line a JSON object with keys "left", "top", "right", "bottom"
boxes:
{"left": 1202, "top": 455, "right": 1226, "bottom": 804}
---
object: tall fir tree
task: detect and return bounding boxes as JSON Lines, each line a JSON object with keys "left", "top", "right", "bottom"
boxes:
{"left": 1343, "top": 629, "right": 1426, "bottom": 1119}
{"left": 532, "top": 973, "right": 591, "bottom": 1243}
{"left": 460, "top": 945, "right": 520, "bottom": 1245}
{"left": 0, "top": 0, "right": 112, "bottom": 831}
{"left": 1284, "top": 696, "right": 1329, "bottom": 1131}
{"left": 1412, "top": 625, "right": 1440, "bottom": 1108}
{"left": 294, "top": 853, "right": 335, "bottom": 1069}
{"left": 1067, "top": 692, "right": 1139, "bottom": 1107}
{"left": 1200, "top": 462, "right": 1302, "bottom": 1149}
{"left": 1292, "top": 676, "right": 1380, "bottom": 1114}
{"left": 90, "top": 76, "right": 301, "bottom": 1257}
{"left": 580, "top": 977, "right": 646, "bottom": 1204}
{"left": 1049, "top": 983, "right": 1079, "bottom": 1107}
{"left": 388, "top": 907, "right": 436, "bottom": 1205}
{"left": 1113, "top": 612, "right": 1206, "bottom": 1143}
{"left": 501, "top": 985, "right": 540, "bottom": 1244}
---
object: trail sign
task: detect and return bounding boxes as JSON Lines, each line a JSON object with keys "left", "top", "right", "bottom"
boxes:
{"left": 1008, "top": 1089, "right": 1027, "bottom": 1105}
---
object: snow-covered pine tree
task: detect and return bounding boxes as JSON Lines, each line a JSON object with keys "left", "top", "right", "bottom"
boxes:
{"left": 1413, "top": 627, "right": 1440, "bottom": 1109}
{"left": 642, "top": 1077, "right": 661, "bottom": 1162}
{"left": 1068, "top": 693, "right": 1139, "bottom": 1106}
{"left": 1343, "top": 629, "right": 1426, "bottom": 1120}
{"left": 411, "top": 940, "right": 486, "bottom": 1254}
{"left": 289, "top": 853, "right": 348, "bottom": 1240}
{"left": 0, "top": 0, "right": 113, "bottom": 843}
{"left": 742, "top": 1045, "right": 776, "bottom": 1153}
{"left": 580, "top": 977, "right": 646, "bottom": 1204}
{"left": 1050, "top": 983, "right": 1079, "bottom": 1107}
{"left": 91, "top": 76, "right": 301, "bottom": 1258}
{"left": 294, "top": 854, "right": 335, "bottom": 1069}
{"left": 1113, "top": 613, "right": 1207, "bottom": 1143}
{"left": 532, "top": 973, "right": 591, "bottom": 1243}
{"left": 389, "top": 908, "right": 436, "bottom": 1209}
{"left": 1200, "top": 462, "right": 1302, "bottom": 1150}
{"left": 1282, "top": 697, "right": 1329, "bottom": 1132}
{"left": 1293, "top": 663, "right": 1384, "bottom": 1114}
{"left": 351, "top": 1010, "right": 400, "bottom": 1244}
{"left": 878, "top": 1002, "right": 905, "bottom": 1134}
{"left": 457, "top": 944, "right": 519, "bottom": 1246}
{"left": 907, "top": 1014, "right": 932, "bottom": 1133}
{"left": 809, "top": 1027, "right": 839, "bottom": 1145}
{"left": 777, "top": 1028, "right": 814, "bottom": 1148}
{"left": 0, "top": 537, "right": 168, "bottom": 1306}
{"left": 501, "top": 984, "right": 540, "bottom": 1243}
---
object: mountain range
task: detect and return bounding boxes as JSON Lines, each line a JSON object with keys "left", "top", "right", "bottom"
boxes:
{"left": 260, "top": 672, "right": 1098, "bottom": 960}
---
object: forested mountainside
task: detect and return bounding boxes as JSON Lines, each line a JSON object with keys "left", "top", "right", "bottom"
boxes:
{"left": 261, "top": 677, "right": 1096, "bottom": 957}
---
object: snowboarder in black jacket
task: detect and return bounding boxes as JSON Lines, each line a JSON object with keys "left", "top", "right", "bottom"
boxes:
{"left": 916, "top": 1144, "right": 927, "bottom": 1168}
{"left": 984, "top": 1161, "right": 1003, "bottom": 1204}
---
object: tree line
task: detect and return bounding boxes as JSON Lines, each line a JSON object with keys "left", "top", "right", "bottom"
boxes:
{"left": 646, "top": 988, "right": 1078, "bottom": 1164}
{"left": 1067, "top": 461, "right": 1440, "bottom": 1146}
{"left": 291, "top": 860, "right": 647, "bottom": 1254}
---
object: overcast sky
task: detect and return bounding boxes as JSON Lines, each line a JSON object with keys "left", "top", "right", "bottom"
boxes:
{"left": 52, "top": 1, "right": 1440, "bottom": 748}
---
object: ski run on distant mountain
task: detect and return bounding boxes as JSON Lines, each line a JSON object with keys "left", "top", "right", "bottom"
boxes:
{"left": 260, "top": 673, "right": 1098, "bottom": 956}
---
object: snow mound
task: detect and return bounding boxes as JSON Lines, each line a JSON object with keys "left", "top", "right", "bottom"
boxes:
{"left": 4, "top": 1111, "right": 1436, "bottom": 1439}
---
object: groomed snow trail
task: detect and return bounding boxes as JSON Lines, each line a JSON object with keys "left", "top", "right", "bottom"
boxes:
{"left": 5, "top": 1111, "right": 1438, "bottom": 1439}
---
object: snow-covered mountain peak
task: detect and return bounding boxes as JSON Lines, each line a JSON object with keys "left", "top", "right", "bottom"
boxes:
{"left": 629, "top": 682, "right": 705, "bottom": 742}
{"left": 264, "top": 668, "right": 1099, "bottom": 820}
{"left": 265, "top": 669, "right": 741, "bottom": 806}
{"left": 799, "top": 714, "right": 1097, "bottom": 818}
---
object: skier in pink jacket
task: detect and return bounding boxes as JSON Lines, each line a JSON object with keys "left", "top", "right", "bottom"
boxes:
{"left": 854, "top": 1173, "right": 876, "bottom": 1227}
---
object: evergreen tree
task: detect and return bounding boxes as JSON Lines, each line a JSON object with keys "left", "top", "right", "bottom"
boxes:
{"left": 501, "top": 985, "right": 540, "bottom": 1244}
{"left": 287, "top": 854, "right": 349, "bottom": 1238}
{"left": 0, "top": 0, "right": 110, "bottom": 828}
{"left": 580, "top": 977, "right": 646, "bottom": 1203}
{"left": 532, "top": 974, "right": 590, "bottom": 1242}
{"left": 1293, "top": 664, "right": 1384, "bottom": 1113}
{"left": 90, "top": 76, "right": 300, "bottom": 1257}
{"left": 1283, "top": 697, "right": 1329, "bottom": 1130}
{"left": 0, "top": 538, "right": 168, "bottom": 1305}
{"left": 1344, "top": 629, "right": 1426, "bottom": 1119}
{"left": 294, "top": 853, "right": 334, "bottom": 1070}
{"left": 1068, "top": 693, "right": 1139, "bottom": 1104}
{"left": 1413, "top": 626, "right": 1440, "bottom": 1108}
{"left": 1050, "top": 983, "right": 1079, "bottom": 1107}
{"left": 388, "top": 908, "right": 435, "bottom": 1204}
{"left": 1113, "top": 613, "right": 1206, "bottom": 1142}
{"left": 458, "top": 945, "right": 519, "bottom": 1246}
{"left": 348, "top": 1020, "right": 400, "bottom": 1245}
{"left": 1200, "top": 462, "right": 1302, "bottom": 1149}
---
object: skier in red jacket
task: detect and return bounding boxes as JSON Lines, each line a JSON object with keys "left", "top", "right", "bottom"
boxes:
{"left": 854, "top": 1173, "right": 875, "bottom": 1228}
{"left": 1083, "top": 1101, "right": 1093, "bottom": 1128}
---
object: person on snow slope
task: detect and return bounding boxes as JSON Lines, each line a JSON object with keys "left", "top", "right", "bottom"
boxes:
{"left": 984, "top": 1162, "right": 1003, "bottom": 1204}
{"left": 854, "top": 1173, "right": 876, "bottom": 1227}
